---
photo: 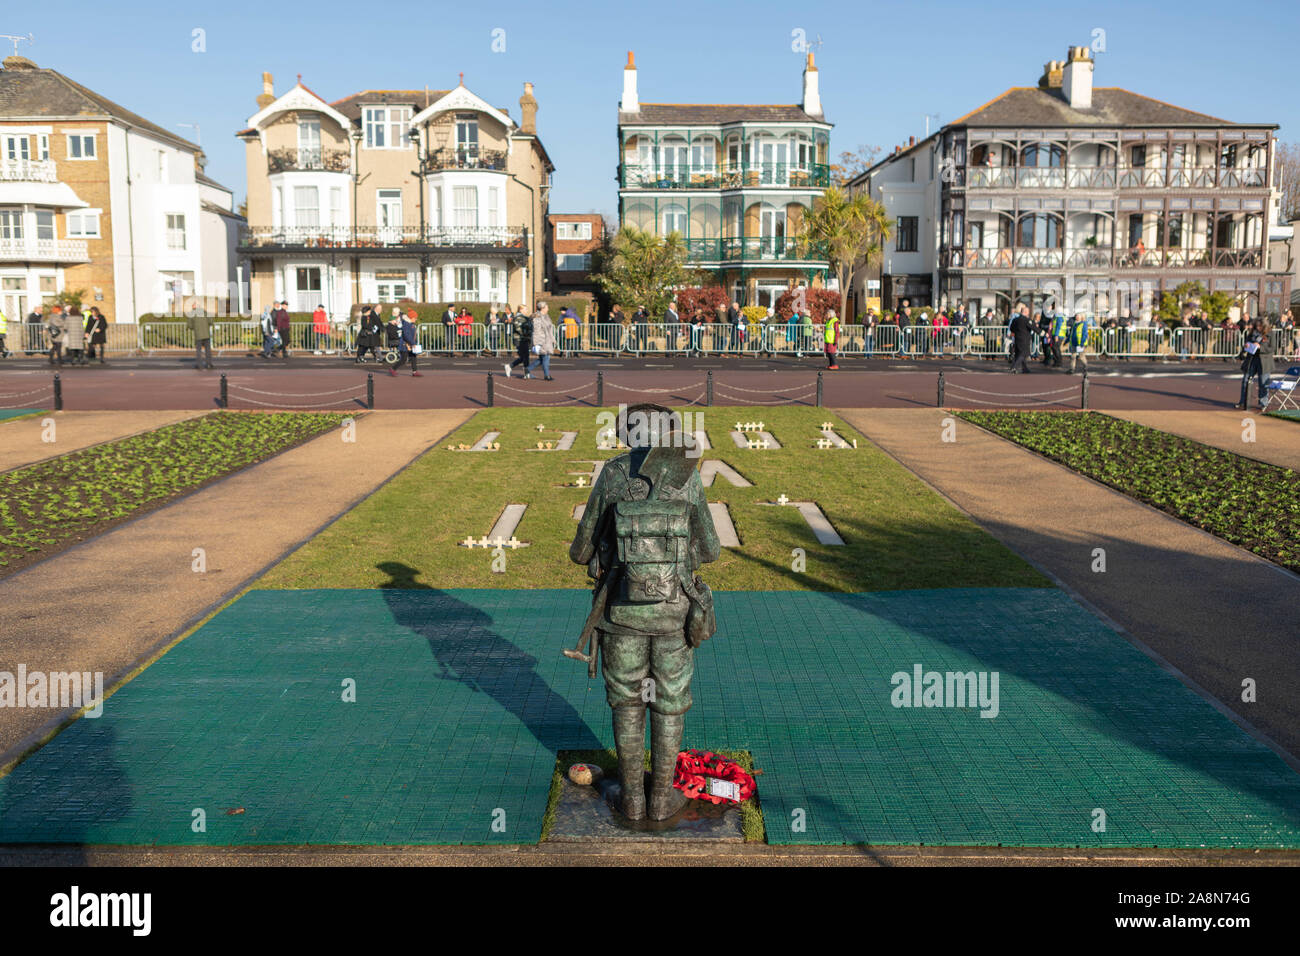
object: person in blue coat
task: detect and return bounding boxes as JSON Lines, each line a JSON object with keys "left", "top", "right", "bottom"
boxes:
{"left": 387, "top": 313, "right": 423, "bottom": 377}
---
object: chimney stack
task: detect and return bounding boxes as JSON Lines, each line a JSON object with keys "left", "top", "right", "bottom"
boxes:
{"left": 1061, "top": 45, "right": 1094, "bottom": 109}
{"left": 801, "top": 51, "right": 822, "bottom": 117}
{"left": 519, "top": 82, "right": 538, "bottom": 134}
{"left": 909, "top": 135, "right": 915, "bottom": 147}
{"left": 1039, "top": 60, "right": 1063, "bottom": 90}
{"left": 620, "top": 51, "right": 639, "bottom": 113}
{"left": 257, "top": 72, "right": 275, "bottom": 109}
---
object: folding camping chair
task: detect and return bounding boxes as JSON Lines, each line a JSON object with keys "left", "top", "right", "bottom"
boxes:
{"left": 1262, "top": 365, "right": 1300, "bottom": 413}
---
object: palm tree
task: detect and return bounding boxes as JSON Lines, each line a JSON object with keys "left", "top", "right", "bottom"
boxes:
{"left": 797, "top": 187, "right": 891, "bottom": 320}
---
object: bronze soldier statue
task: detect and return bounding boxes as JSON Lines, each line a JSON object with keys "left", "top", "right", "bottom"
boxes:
{"left": 568, "top": 403, "right": 720, "bottom": 820}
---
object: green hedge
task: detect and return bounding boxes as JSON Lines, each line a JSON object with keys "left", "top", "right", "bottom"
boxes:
{"left": 350, "top": 297, "right": 595, "bottom": 323}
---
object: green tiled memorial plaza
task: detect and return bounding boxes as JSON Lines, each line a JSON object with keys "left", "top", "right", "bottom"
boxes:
{"left": 2, "top": 587, "right": 1298, "bottom": 847}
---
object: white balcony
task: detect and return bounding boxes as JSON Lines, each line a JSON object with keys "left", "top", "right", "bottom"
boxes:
{"left": 0, "top": 158, "right": 58, "bottom": 183}
{"left": 0, "top": 236, "right": 90, "bottom": 262}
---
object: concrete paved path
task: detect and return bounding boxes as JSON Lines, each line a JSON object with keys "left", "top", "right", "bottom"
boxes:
{"left": 0, "top": 410, "right": 205, "bottom": 473}
{"left": 836, "top": 408, "right": 1300, "bottom": 762}
{"left": 1109, "top": 409, "right": 1300, "bottom": 472}
{"left": 0, "top": 409, "right": 471, "bottom": 762}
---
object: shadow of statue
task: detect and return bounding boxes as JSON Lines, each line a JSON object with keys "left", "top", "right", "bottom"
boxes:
{"left": 376, "top": 561, "right": 604, "bottom": 754}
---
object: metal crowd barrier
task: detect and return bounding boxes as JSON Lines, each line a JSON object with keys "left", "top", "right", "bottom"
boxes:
{"left": 8, "top": 320, "right": 1296, "bottom": 361}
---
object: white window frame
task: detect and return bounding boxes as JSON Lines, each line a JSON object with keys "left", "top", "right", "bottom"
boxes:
{"left": 556, "top": 253, "right": 591, "bottom": 271}
{"left": 330, "top": 187, "right": 344, "bottom": 228}
{"left": 37, "top": 134, "right": 49, "bottom": 161}
{"left": 66, "top": 209, "right": 102, "bottom": 238}
{"left": 0, "top": 208, "right": 24, "bottom": 240}
{"left": 3, "top": 135, "right": 30, "bottom": 162}
{"left": 376, "top": 188, "right": 403, "bottom": 230}
{"left": 374, "top": 269, "right": 410, "bottom": 303}
{"left": 487, "top": 187, "right": 499, "bottom": 228}
{"left": 363, "top": 106, "right": 411, "bottom": 150}
{"left": 453, "top": 265, "right": 479, "bottom": 301}
{"left": 455, "top": 116, "right": 479, "bottom": 159}
{"left": 453, "top": 186, "right": 478, "bottom": 229}
{"left": 298, "top": 118, "right": 321, "bottom": 164}
{"left": 293, "top": 186, "right": 320, "bottom": 229}
{"left": 556, "top": 221, "right": 593, "bottom": 240}
{"left": 66, "top": 133, "right": 97, "bottom": 160}
{"left": 165, "top": 213, "right": 187, "bottom": 250}
{"left": 34, "top": 209, "right": 55, "bottom": 241}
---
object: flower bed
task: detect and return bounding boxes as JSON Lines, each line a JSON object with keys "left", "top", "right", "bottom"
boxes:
{"left": 0, "top": 412, "right": 346, "bottom": 576}
{"left": 958, "top": 410, "right": 1300, "bottom": 572}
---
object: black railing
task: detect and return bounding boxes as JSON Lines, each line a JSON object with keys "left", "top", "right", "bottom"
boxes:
{"left": 267, "top": 147, "right": 351, "bottom": 173}
{"left": 423, "top": 148, "right": 508, "bottom": 172}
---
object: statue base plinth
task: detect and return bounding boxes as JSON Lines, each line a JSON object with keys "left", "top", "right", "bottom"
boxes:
{"left": 546, "top": 775, "right": 743, "bottom": 843}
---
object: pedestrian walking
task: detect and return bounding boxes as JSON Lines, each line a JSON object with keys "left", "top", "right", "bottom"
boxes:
{"left": 1008, "top": 304, "right": 1033, "bottom": 373}
{"left": 0, "top": 305, "right": 10, "bottom": 358}
{"left": 259, "top": 304, "right": 277, "bottom": 359}
{"left": 354, "top": 306, "right": 381, "bottom": 362}
{"left": 273, "top": 301, "right": 292, "bottom": 358}
{"left": 387, "top": 312, "right": 423, "bottom": 377}
{"left": 525, "top": 301, "right": 556, "bottom": 380}
{"left": 503, "top": 304, "right": 533, "bottom": 377}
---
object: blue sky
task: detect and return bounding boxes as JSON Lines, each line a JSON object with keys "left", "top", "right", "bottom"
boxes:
{"left": 14, "top": 0, "right": 1300, "bottom": 217}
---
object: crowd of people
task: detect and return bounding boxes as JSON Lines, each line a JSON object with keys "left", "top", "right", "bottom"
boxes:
{"left": 0, "top": 304, "right": 111, "bottom": 366}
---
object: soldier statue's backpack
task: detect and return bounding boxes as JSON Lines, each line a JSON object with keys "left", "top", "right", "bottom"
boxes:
{"left": 613, "top": 498, "right": 690, "bottom": 604}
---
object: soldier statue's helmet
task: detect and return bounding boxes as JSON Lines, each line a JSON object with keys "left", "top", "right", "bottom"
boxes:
{"left": 616, "top": 402, "right": 683, "bottom": 450}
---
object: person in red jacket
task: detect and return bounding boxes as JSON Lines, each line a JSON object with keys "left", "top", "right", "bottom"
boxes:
{"left": 312, "top": 305, "right": 329, "bottom": 353}
{"left": 454, "top": 307, "right": 474, "bottom": 352}
{"left": 930, "top": 309, "right": 950, "bottom": 356}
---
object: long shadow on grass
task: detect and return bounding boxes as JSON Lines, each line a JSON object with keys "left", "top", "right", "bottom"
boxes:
{"left": 376, "top": 561, "right": 604, "bottom": 754}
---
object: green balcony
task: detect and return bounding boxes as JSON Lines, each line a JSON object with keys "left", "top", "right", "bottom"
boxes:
{"left": 683, "top": 237, "right": 828, "bottom": 263}
{"left": 621, "top": 163, "right": 830, "bottom": 190}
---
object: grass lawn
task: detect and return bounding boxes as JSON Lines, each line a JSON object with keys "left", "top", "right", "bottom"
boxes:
{"left": 260, "top": 406, "right": 1046, "bottom": 592}
{"left": 0, "top": 411, "right": 347, "bottom": 576}
{"left": 959, "top": 410, "right": 1300, "bottom": 573}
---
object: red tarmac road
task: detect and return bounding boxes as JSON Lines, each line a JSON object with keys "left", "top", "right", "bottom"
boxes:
{"left": 0, "top": 355, "right": 1258, "bottom": 411}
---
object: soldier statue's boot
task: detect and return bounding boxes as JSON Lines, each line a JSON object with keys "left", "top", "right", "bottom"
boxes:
{"left": 612, "top": 704, "right": 646, "bottom": 820}
{"left": 647, "top": 711, "right": 688, "bottom": 820}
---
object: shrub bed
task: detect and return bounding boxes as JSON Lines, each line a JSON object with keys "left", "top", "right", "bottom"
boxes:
{"left": 958, "top": 410, "right": 1300, "bottom": 572}
{"left": 0, "top": 411, "right": 347, "bottom": 576}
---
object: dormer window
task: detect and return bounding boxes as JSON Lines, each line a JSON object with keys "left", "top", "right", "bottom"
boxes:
{"left": 298, "top": 118, "right": 321, "bottom": 166}
{"left": 455, "top": 114, "right": 479, "bottom": 162}
{"left": 363, "top": 106, "right": 412, "bottom": 149}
